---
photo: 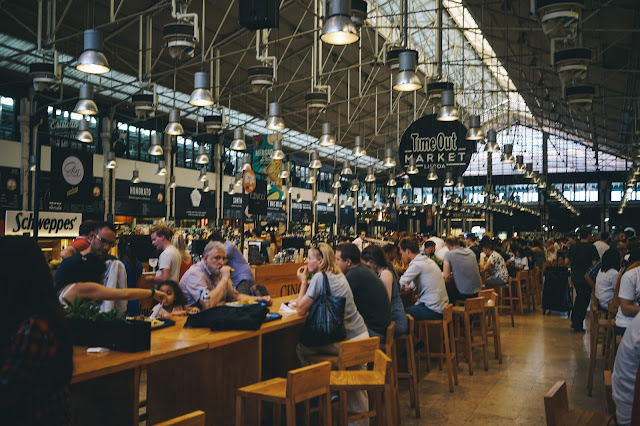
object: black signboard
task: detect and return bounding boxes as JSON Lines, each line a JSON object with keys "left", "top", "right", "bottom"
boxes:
{"left": 248, "top": 180, "right": 267, "bottom": 215}
{"left": 387, "top": 206, "right": 398, "bottom": 227}
{"left": 174, "top": 187, "right": 216, "bottom": 220}
{"left": 317, "top": 203, "right": 335, "bottom": 224}
{"left": 114, "top": 179, "right": 166, "bottom": 217}
{"left": 0, "top": 166, "right": 20, "bottom": 214}
{"left": 37, "top": 171, "right": 104, "bottom": 215}
{"left": 291, "top": 200, "right": 312, "bottom": 224}
{"left": 339, "top": 205, "right": 355, "bottom": 226}
{"left": 49, "top": 148, "right": 95, "bottom": 210}
{"left": 399, "top": 114, "right": 473, "bottom": 186}
{"left": 265, "top": 199, "right": 286, "bottom": 222}
{"left": 222, "top": 193, "right": 245, "bottom": 220}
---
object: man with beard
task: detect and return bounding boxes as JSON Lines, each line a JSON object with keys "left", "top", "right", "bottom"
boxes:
{"left": 179, "top": 241, "right": 271, "bottom": 309}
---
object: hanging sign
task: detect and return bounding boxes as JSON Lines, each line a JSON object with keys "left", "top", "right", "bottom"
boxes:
{"left": 174, "top": 187, "right": 217, "bottom": 220}
{"left": 114, "top": 179, "right": 166, "bottom": 217}
{"left": 5, "top": 210, "right": 82, "bottom": 237}
{"left": 399, "top": 114, "right": 473, "bottom": 185}
{"left": 252, "top": 133, "right": 283, "bottom": 200}
{"left": 317, "top": 203, "right": 336, "bottom": 224}
{"left": 291, "top": 200, "right": 312, "bottom": 224}
{"left": 265, "top": 199, "right": 286, "bottom": 222}
{"left": 49, "top": 148, "right": 95, "bottom": 211}
{"left": 247, "top": 179, "right": 267, "bottom": 216}
{"left": 339, "top": 205, "right": 355, "bottom": 227}
{"left": 222, "top": 193, "right": 245, "bottom": 220}
{"left": 37, "top": 170, "right": 104, "bottom": 215}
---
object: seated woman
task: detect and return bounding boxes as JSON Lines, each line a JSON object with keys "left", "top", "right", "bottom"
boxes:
{"left": 361, "top": 245, "right": 409, "bottom": 336}
{"left": 595, "top": 248, "right": 621, "bottom": 310}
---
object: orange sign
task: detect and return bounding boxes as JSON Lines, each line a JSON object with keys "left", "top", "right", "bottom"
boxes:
{"left": 243, "top": 169, "right": 257, "bottom": 194}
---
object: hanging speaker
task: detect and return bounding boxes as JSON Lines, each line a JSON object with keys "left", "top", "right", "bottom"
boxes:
{"left": 238, "top": 0, "right": 280, "bottom": 30}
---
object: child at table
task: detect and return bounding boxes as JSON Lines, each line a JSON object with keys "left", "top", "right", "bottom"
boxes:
{"left": 158, "top": 280, "right": 200, "bottom": 318}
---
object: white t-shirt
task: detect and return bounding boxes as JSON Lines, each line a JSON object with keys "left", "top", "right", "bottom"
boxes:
{"left": 616, "top": 267, "right": 640, "bottom": 329}
{"left": 595, "top": 269, "right": 619, "bottom": 310}
{"left": 157, "top": 244, "right": 182, "bottom": 283}
{"left": 612, "top": 313, "right": 640, "bottom": 425}
{"left": 514, "top": 256, "right": 529, "bottom": 271}
{"left": 593, "top": 241, "right": 610, "bottom": 259}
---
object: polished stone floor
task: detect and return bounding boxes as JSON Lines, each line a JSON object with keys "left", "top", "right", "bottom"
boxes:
{"left": 397, "top": 310, "right": 607, "bottom": 425}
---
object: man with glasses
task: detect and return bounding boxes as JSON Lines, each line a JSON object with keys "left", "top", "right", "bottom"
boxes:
{"left": 180, "top": 241, "right": 270, "bottom": 309}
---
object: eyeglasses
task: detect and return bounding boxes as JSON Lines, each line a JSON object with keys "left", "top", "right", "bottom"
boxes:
{"left": 95, "top": 235, "right": 116, "bottom": 248}
{"left": 211, "top": 255, "right": 226, "bottom": 261}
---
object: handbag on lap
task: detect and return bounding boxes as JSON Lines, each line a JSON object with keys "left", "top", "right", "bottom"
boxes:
{"left": 299, "top": 272, "right": 346, "bottom": 347}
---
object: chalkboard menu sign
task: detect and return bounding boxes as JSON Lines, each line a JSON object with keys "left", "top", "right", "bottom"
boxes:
{"left": 265, "top": 199, "right": 286, "bottom": 222}
{"left": 0, "top": 166, "right": 20, "bottom": 214}
{"left": 248, "top": 180, "right": 267, "bottom": 215}
{"left": 222, "top": 193, "right": 245, "bottom": 220}
{"left": 339, "top": 205, "right": 355, "bottom": 226}
{"left": 291, "top": 200, "right": 312, "bottom": 224}
{"left": 37, "top": 171, "right": 104, "bottom": 215}
{"left": 114, "top": 179, "right": 166, "bottom": 217}
{"left": 316, "top": 203, "right": 335, "bottom": 224}
{"left": 174, "top": 187, "right": 216, "bottom": 220}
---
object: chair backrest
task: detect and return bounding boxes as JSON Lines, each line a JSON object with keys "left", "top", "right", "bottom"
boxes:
{"left": 544, "top": 381, "right": 568, "bottom": 426}
{"left": 442, "top": 303, "right": 453, "bottom": 323}
{"left": 478, "top": 289, "right": 496, "bottom": 306}
{"left": 517, "top": 270, "right": 529, "bottom": 282}
{"left": 154, "top": 410, "right": 205, "bottom": 426}
{"left": 384, "top": 321, "right": 395, "bottom": 355}
{"left": 287, "top": 361, "right": 331, "bottom": 403}
{"left": 372, "top": 349, "right": 392, "bottom": 379}
{"left": 463, "top": 297, "right": 486, "bottom": 314}
{"left": 338, "top": 336, "right": 380, "bottom": 369}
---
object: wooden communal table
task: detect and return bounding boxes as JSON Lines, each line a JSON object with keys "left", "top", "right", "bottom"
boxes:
{"left": 252, "top": 262, "right": 304, "bottom": 298}
{"left": 71, "top": 296, "right": 304, "bottom": 426}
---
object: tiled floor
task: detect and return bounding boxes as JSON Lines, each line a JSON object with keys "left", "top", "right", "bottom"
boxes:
{"left": 397, "top": 310, "right": 608, "bottom": 425}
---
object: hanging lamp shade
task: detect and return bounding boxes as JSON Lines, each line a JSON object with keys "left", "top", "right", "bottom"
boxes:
{"left": 319, "top": 122, "right": 336, "bottom": 146}
{"left": 309, "top": 150, "right": 322, "bottom": 169}
{"left": 278, "top": 162, "right": 290, "bottom": 179}
{"left": 307, "top": 169, "right": 317, "bottom": 184}
{"left": 352, "top": 135, "right": 366, "bottom": 157}
{"left": 265, "top": 102, "right": 285, "bottom": 130}
{"left": 524, "top": 163, "right": 535, "bottom": 179}
{"left": 514, "top": 155, "right": 526, "bottom": 172}
{"left": 165, "top": 110, "right": 184, "bottom": 135}
{"left": 532, "top": 171, "right": 541, "bottom": 183}
{"left": 29, "top": 155, "right": 36, "bottom": 172}
{"left": 340, "top": 199, "right": 346, "bottom": 208}
{"left": 484, "top": 129, "right": 499, "bottom": 152}
{"left": 443, "top": 171, "right": 454, "bottom": 186}
{"left": 195, "top": 144, "right": 209, "bottom": 164}
{"left": 104, "top": 152, "right": 117, "bottom": 169}
{"left": 76, "top": 119, "right": 93, "bottom": 143}
{"left": 295, "top": 193, "right": 302, "bottom": 202}
{"left": 393, "top": 50, "right": 422, "bottom": 92}
{"left": 383, "top": 147, "right": 396, "bottom": 167}
{"left": 537, "top": 175, "right": 547, "bottom": 189}
{"left": 241, "top": 155, "right": 252, "bottom": 171}
{"left": 387, "top": 171, "right": 396, "bottom": 186}
{"left": 198, "top": 167, "right": 208, "bottom": 182}
{"left": 202, "top": 181, "right": 210, "bottom": 192}
{"left": 272, "top": 138, "right": 284, "bottom": 160}
{"left": 406, "top": 157, "right": 419, "bottom": 174}
{"left": 466, "top": 115, "right": 484, "bottom": 140}
{"left": 327, "top": 197, "right": 334, "bottom": 207}
{"left": 131, "top": 169, "right": 140, "bottom": 184}
{"left": 427, "top": 165, "right": 438, "bottom": 181}
{"left": 500, "top": 144, "right": 515, "bottom": 163}
{"left": 350, "top": 179, "right": 359, "bottom": 192}
{"left": 169, "top": 176, "right": 177, "bottom": 188}
{"left": 365, "top": 166, "right": 375, "bottom": 182}
{"left": 189, "top": 72, "right": 214, "bottom": 106}
{"left": 148, "top": 133, "right": 164, "bottom": 156}
{"left": 333, "top": 173, "right": 342, "bottom": 189}
{"left": 230, "top": 128, "right": 246, "bottom": 151}
{"left": 455, "top": 177, "right": 464, "bottom": 189}
{"left": 402, "top": 176, "right": 412, "bottom": 190}
{"left": 229, "top": 183, "right": 235, "bottom": 195}
{"left": 76, "top": 29, "right": 110, "bottom": 75}
{"left": 437, "top": 90, "right": 459, "bottom": 121}
{"left": 156, "top": 160, "right": 168, "bottom": 176}
{"left": 341, "top": 159, "right": 353, "bottom": 175}
{"left": 320, "top": 0, "right": 359, "bottom": 45}
{"left": 74, "top": 83, "right": 98, "bottom": 115}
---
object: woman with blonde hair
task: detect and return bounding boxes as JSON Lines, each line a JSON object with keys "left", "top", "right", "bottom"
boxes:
{"left": 172, "top": 233, "right": 192, "bottom": 281}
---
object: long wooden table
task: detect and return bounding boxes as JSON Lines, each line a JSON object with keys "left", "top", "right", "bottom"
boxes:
{"left": 71, "top": 296, "right": 303, "bottom": 426}
{"left": 252, "top": 262, "right": 304, "bottom": 297}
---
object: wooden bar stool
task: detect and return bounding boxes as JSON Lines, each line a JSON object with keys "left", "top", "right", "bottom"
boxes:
{"left": 306, "top": 336, "right": 380, "bottom": 369}
{"left": 519, "top": 270, "right": 535, "bottom": 312}
{"left": 453, "top": 297, "right": 489, "bottom": 376}
{"left": 416, "top": 304, "right": 459, "bottom": 392}
{"left": 382, "top": 322, "right": 400, "bottom": 425}
{"left": 154, "top": 410, "right": 205, "bottom": 426}
{"left": 508, "top": 273, "right": 525, "bottom": 314}
{"left": 235, "top": 361, "right": 332, "bottom": 426}
{"left": 492, "top": 282, "right": 515, "bottom": 327}
{"left": 544, "top": 381, "right": 612, "bottom": 425}
{"left": 587, "top": 293, "right": 615, "bottom": 396}
{"left": 395, "top": 314, "right": 420, "bottom": 418}
{"left": 479, "top": 289, "right": 503, "bottom": 364}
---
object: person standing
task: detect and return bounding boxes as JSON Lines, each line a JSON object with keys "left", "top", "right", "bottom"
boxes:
{"left": 443, "top": 236, "right": 482, "bottom": 304}
{"left": 208, "top": 233, "right": 256, "bottom": 294}
{"left": 594, "top": 231, "right": 610, "bottom": 259}
{"left": 147, "top": 225, "right": 182, "bottom": 285}
{"left": 59, "top": 219, "right": 98, "bottom": 260}
{"left": 567, "top": 226, "right": 600, "bottom": 333}
{"left": 352, "top": 230, "right": 367, "bottom": 252}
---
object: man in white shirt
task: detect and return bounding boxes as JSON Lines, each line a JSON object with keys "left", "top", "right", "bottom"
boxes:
{"left": 612, "top": 312, "right": 640, "bottom": 426}
{"left": 615, "top": 245, "right": 640, "bottom": 332}
{"left": 593, "top": 231, "right": 610, "bottom": 258}
{"left": 147, "top": 225, "right": 182, "bottom": 284}
{"left": 352, "top": 230, "right": 367, "bottom": 252}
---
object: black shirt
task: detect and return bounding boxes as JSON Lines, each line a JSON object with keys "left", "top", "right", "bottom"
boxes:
{"left": 54, "top": 253, "right": 109, "bottom": 293}
{"left": 567, "top": 241, "right": 599, "bottom": 283}
{"left": 345, "top": 264, "right": 391, "bottom": 336}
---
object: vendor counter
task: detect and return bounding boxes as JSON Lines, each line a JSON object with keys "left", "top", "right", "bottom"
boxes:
{"left": 251, "top": 262, "right": 304, "bottom": 297}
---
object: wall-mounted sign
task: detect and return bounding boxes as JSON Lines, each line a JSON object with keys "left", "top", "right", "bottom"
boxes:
{"left": 339, "top": 205, "right": 355, "bottom": 227}
{"left": 399, "top": 114, "right": 473, "bottom": 185}
{"left": 37, "top": 170, "right": 104, "bottom": 215}
{"left": 317, "top": 203, "right": 336, "bottom": 224}
{"left": 115, "top": 179, "right": 166, "bottom": 217}
{"left": 265, "top": 199, "right": 286, "bottom": 222}
{"left": 50, "top": 148, "right": 95, "bottom": 210}
{"left": 248, "top": 180, "right": 267, "bottom": 216}
{"left": 291, "top": 200, "right": 312, "bottom": 224}
{"left": 175, "top": 187, "right": 216, "bottom": 220}
{"left": 0, "top": 166, "right": 20, "bottom": 214}
{"left": 252, "top": 133, "right": 283, "bottom": 200}
{"left": 222, "top": 193, "right": 245, "bottom": 220}
{"left": 5, "top": 210, "right": 82, "bottom": 237}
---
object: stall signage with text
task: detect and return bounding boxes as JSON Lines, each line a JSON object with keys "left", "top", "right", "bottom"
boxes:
{"left": 175, "top": 187, "right": 216, "bottom": 219}
{"left": 115, "top": 179, "right": 165, "bottom": 217}
{"left": 291, "top": 201, "right": 312, "bottom": 224}
{"left": 316, "top": 203, "right": 335, "bottom": 224}
{"left": 5, "top": 210, "right": 82, "bottom": 237}
{"left": 222, "top": 193, "right": 245, "bottom": 220}
{"left": 265, "top": 199, "right": 286, "bottom": 222}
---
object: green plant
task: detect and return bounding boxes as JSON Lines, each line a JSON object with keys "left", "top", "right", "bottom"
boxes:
{"left": 63, "top": 296, "right": 126, "bottom": 322}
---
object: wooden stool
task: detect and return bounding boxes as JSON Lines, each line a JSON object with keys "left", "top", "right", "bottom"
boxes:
{"left": 519, "top": 270, "right": 535, "bottom": 312}
{"left": 382, "top": 322, "right": 400, "bottom": 425}
{"left": 491, "top": 282, "right": 515, "bottom": 327}
{"left": 395, "top": 314, "right": 420, "bottom": 418}
{"left": 544, "top": 381, "right": 612, "bottom": 426}
{"left": 479, "top": 289, "right": 503, "bottom": 364}
{"left": 453, "top": 297, "right": 489, "bottom": 376}
{"left": 306, "top": 336, "right": 380, "bottom": 369}
{"left": 154, "top": 410, "right": 205, "bottom": 426}
{"left": 508, "top": 272, "right": 525, "bottom": 314}
{"left": 235, "top": 361, "right": 332, "bottom": 426}
{"left": 587, "top": 294, "right": 615, "bottom": 396}
{"left": 416, "top": 304, "right": 459, "bottom": 392}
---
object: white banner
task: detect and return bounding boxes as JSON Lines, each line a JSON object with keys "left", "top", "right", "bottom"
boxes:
{"left": 5, "top": 210, "right": 82, "bottom": 238}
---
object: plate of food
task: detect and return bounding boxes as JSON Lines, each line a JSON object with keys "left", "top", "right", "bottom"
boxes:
{"left": 226, "top": 299, "right": 259, "bottom": 307}
{"left": 126, "top": 316, "right": 175, "bottom": 330}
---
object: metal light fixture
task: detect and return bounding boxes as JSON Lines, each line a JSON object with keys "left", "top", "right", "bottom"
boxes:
{"left": 74, "top": 83, "right": 98, "bottom": 115}
{"left": 76, "top": 119, "right": 93, "bottom": 143}
{"left": 383, "top": 147, "right": 396, "bottom": 168}
{"left": 307, "top": 169, "right": 317, "bottom": 184}
{"left": 230, "top": 128, "right": 246, "bottom": 151}
{"left": 387, "top": 171, "right": 396, "bottom": 186}
{"left": 229, "top": 183, "right": 235, "bottom": 195}
{"left": 327, "top": 197, "right": 334, "bottom": 207}
{"left": 165, "top": 110, "right": 184, "bottom": 135}
{"left": 148, "top": 133, "right": 164, "bottom": 156}
{"left": 466, "top": 115, "right": 484, "bottom": 140}
{"left": 333, "top": 173, "right": 342, "bottom": 189}
{"left": 272, "top": 138, "right": 285, "bottom": 160}
{"left": 278, "top": 162, "right": 290, "bottom": 179}
{"left": 500, "top": 144, "right": 515, "bottom": 163}
{"left": 76, "top": 29, "right": 110, "bottom": 75}
{"left": 455, "top": 177, "right": 464, "bottom": 189}
{"left": 195, "top": 145, "right": 209, "bottom": 164}
{"left": 352, "top": 136, "right": 366, "bottom": 157}
{"left": 406, "top": 157, "right": 419, "bottom": 174}
{"left": 393, "top": 50, "right": 422, "bottom": 92}
{"left": 319, "top": 122, "right": 336, "bottom": 146}
{"left": 287, "top": 185, "right": 293, "bottom": 194}
{"left": 156, "top": 160, "right": 168, "bottom": 176}
{"left": 402, "top": 176, "right": 412, "bottom": 190}
{"left": 427, "top": 165, "right": 438, "bottom": 181}
{"left": 189, "top": 72, "right": 214, "bottom": 106}
{"left": 340, "top": 199, "right": 346, "bottom": 208}
{"left": 169, "top": 176, "right": 177, "bottom": 188}
{"left": 437, "top": 90, "right": 459, "bottom": 121}
{"left": 524, "top": 163, "right": 535, "bottom": 179}
{"left": 265, "top": 102, "right": 285, "bottom": 130}
{"left": 202, "top": 181, "right": 210, "bottom": 192}
{"left": 365, "top": 166, "right": 375, "bottom": 182}
{"left": 532, "top": 171, "right": 541, "bottom": 183}
{"left": 341, "top": 159, "right": 353, "bottom": 175}
{"left": 484, "top": 129, "right": 499, "bottom": 152}
{"left": 242, "top": 155, "right": 252, "bottom": 171}
{"left": 443, "top": 171, "right": 454, "bottom": 186}
{"left": 295, "top": 193, "right": 302, "bottom": 202}
{"left": 131, "top": 169, "right": 140, "bottom": 184}
{"left": 29, "top": 155, "right": 36, "bottom": 172}
{"left": 350, "top": 179, "right": 359, "bottom": 192}
{"left": 321, "top": 0, "right": 359, "bottom": 45}
{"left": 514, "top": 155, "right": 526, "bottom": 172}
{"left": 104, "top": 152, "right": 117, "bottom": 169}
{"left": 198, "top": 168, "right": 208, "bottom": 182}
{"left": 309, "top": 151, "right": 322, "bottom": 169}
{"left": 204, "top": 114, "right": 224, "bottom": 134}
{"left": 537, "top": 175, "right": 547, "bottom": 189}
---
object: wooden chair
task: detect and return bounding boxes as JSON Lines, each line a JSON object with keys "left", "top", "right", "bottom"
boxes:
{"left": 154, "top": 411, "right": 205, "bottom": 426}
{"left": 382, "top": 322, "right": 400, "bottom": 425}
{"left": 587, "top": 293, "right": 616, "bottom": 396}
{"left": 453, "top": 297, "right": 489, "bottom": 376}
{"left": 416, "top": 304, "right": 459, "bottom": 391}
{"left": 306, "top": 336, "right": 380, "bottom": 370}
{"left": 603, "top": 370, "right": 615, "bottom": 415}
{"left": 395, "top": 314, "right": 420, "bottom": 418}
{"left": 519, "top": 270, "right": 535, "bottom": 313}
{"left": 508, "top": 274, "right": 525, "bottom": 315}
{"left": 491, "top": 282, "right": 515, "bottom": 327}
{"left": 544, "top": 381, "right": 612, "bottom": 426}
{"left": 479, "top": 289, "right": 503, "bottom": 364}
{"left": 235, "top": 361, "right": 332, "bottom": 426}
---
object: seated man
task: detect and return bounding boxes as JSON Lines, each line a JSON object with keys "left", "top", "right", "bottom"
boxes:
{"left": 398, "top": 236, "right": 449, "bottom": 320}
{"left": 443, "top": 236, "right": 482, "bottom": 304}
{"left": 612, "top": 312, "right": 640, "bottom": 426}
{"left": 335, "top": 243, "right": 391, "bottom": 341}
{"left": 180, "top": 241, "right": 271, "bottom": 310}
{"left": 480, "top": 239, "right": 510, "bottom": 288}
{"left": 615, "top": 244, "right": 640, "bottom": 335}
{"left": 423, "top": 241, "right": 443, "bottom": 270}
{"left": 208, "top": 233, "right": 256, "bottom": 295}
{"left": 60, "top": 219, "right": 97, "bottom": 260}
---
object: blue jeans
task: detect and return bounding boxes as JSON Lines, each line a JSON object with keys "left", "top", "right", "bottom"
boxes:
{"left": 405, "top": 304, "right": 443, "bottom": 320}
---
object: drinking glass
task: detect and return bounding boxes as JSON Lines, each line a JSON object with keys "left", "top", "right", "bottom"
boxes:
{"left": 148, "top": 258, "right": 158, "bottom": 273}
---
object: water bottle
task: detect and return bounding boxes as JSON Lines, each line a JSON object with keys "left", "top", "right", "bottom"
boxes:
{"left": 202, "top": 291, "right": 210, "bottom": 303}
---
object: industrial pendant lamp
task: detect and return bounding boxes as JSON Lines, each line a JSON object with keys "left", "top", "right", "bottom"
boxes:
{"left": 333, "top": 173, "right": 342, "bottom": 189}
{"left": 296, "top": 193, "right": 302, "bottom": 202}
{"left": 309, "top": 151, "right": 322, "bottom": 169}
{"left": 327, "top": 197, "right": 334, "bottom": 207}
{"left": 189, "top": 72, "right": 214, "bottom": 106}
{"left": 524, "top": 163, "right": 535, "bottom": 179}
{"left": 278, "top": 162, "right": 290, "bottom": 179}
{"left": 74, "top": 83, "right": 98, "bottom": 115}
{"left": 76, "top": 119, "right": 93, "bottom": 143}
{"left": 406, "top": 157, "right": 419, "bottom": 174}
{"left": 455, "top": 177, "right": 464, "bottom": 189}
{"left": 383, "top": 147, "right": 396, "bottom": 168}
{"left": 230, "top": 128, "right": 246, "bottom": 151}
{"left": 241, "top": 155, "right": 252, "bottom": 171}
{"left": 307, "top": 169, "right": 317, "bottom": 184}
{"left": 466, "top": 115, "right": 484, "bottom": 140}
{"left": 195, "top": 145, "right": 209, "bottom": 164}
{"left": 165, "top": 110, "right": 184, "bottom": 135}
{"left": 202, "top": 181, "right": 210, "bottom": 192}
{"left": 76, "top": 29, "right": 110, "bottom": 75}
{"left": 402, "top": 176, "right": 412, "bottom": 190}
{"left": 443, "top": 171, "right": 454, "bottom": 186}
{"left": 341, "top": 159, "right": 353, "bottom": 175}
{"left": 365, "top": 166, "right": 375, "bottom": 182}
{"left": 156, "top": 160, "right": 168, "bottom": 176}
{"left": 484, "top": 130, "right": 499, "bottom": 152}
{"left": 229, "top": 183, "right": 236, "bottom": 195}
{"left": 131, "top": 169, "right": 140, "bottom": 184}
{"left": 350, "top": 179, "right": 359, "bottom": 192}
{"left": 104, "top": 152, "right": 117, "bottom": 169}
{"left": 437, "top": 90, "right": 459, "bottom": 121}
{"left": 387, "top": 171, "right": 396, "bottom": 187}
{"left": 29, "top": 156, "right": 36, "bottom": 172}
{"left": 340, "top": 199, "right": 346, "bottom": 208}
{"left": 500, "top": 144, "right": 515, "bottom": 163}
{"left": 198, "top": 167, "right": 208, "bottom": 182}
{"left": 320, "top": 0, "right": 359, "bottom": 46}
{"left": 427, "top": 165, "right": 438, "bottom": 181}
{"left": 148, "top": 133, "right": 164, "bottom": 156}
{"left": 265, "top": 102, "right": 285, "bottom": 130}
{"left": 272, "top": 138, "right": 285, "bottom": 160}
{"left": 514, "top": 155, "right": 526, "bottom": 172}
{"left": 537, "top": 175, "right": 547, "bottom": 189}
{"left": 393, "top": 50, "right": 422, "bottom": 92}
{"left": 319, "top": 122, "right": 336, "bottom": 146}
{"left": 169, "top": 176, "right": 177, "bottom": 189}
{"left": 352, "top": 136, "right": 366, "bottom": 157}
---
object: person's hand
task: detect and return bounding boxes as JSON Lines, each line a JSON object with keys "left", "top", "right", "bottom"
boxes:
{"left": 297, "top": 265, "right": 308, "bottom": 283}
{"left": 258, "top": 295, "right": 272, "bottom": 306}
{"left": 188, "top": 307, "right": 200, "bottom": 314}
{"left": 221, "top": 265, "right": 233, "bottom": 279}
{"left": 154, "top": 290, "right": 168, "bottom": 304}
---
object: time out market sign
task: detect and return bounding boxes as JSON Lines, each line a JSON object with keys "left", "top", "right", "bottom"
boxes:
{"left": 399, "top": 114, "right": 474, "bottom": 186}
{"left": 5, "top": 210, "right": 82, "bottom": 237}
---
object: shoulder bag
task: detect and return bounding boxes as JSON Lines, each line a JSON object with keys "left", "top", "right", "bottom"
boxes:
{"left": 299, "top": 272, "right": 347, "bottom": 347}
